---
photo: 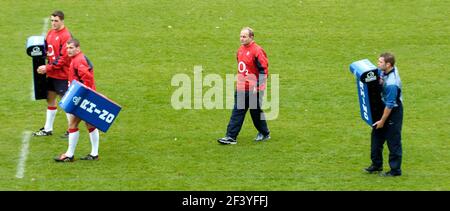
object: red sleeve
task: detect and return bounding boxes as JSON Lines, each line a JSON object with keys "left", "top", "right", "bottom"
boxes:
{"left": 45, "top": 31, "right": 71, "bottom": 74}
{"left": 254, "top": 48, "right": 269, "bottom": 90}
{"left": 77, "top": 62, "right": 95, "bottom": 88}
{"left": 255, "top": 48, "right": 268, "bottom": 75}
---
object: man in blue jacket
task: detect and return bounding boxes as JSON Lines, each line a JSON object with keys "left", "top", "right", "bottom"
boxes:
{"left": 365, "top": 52, "right": 404, "bottom": 177}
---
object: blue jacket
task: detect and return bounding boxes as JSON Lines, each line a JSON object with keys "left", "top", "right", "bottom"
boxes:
{"left": 380, "top": 67, "right": 403, "bottom": 109}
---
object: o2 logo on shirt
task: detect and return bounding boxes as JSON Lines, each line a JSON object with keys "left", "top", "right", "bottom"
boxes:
{"left": 238, "top": 61, "right": 248, "bottom": 76}
{"left": 47, "top": 44, "right": 55, "bottom": 60}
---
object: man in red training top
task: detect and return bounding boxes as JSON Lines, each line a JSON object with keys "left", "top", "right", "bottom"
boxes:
{"left": 54, "top": 39, "right": 99, "bottom": 162}
{"left": 34, "top": 10, "right": 72, "bottom": 138}
{"left": 217, "top": 27, "right": 270, "bottom": 145}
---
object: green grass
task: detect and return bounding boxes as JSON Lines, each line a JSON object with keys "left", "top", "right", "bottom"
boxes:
{"left": 0, "top": 0, "right": 449, "bottom": 190}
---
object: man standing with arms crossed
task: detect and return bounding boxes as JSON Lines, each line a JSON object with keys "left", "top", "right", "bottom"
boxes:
{"left": 217, "top": 27, "right": 270, "bottom": 145}
{"left": 34, "top": 11, "right": 72, "bottom": 138}
{"left": 54, "top": 39, "right": 100, "bottom": 162}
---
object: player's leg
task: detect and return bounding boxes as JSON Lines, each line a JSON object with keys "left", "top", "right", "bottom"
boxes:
{"left": 80, "top": 122, "right": 99, "bottom": 160}
{"left": 66, "top": 115, "right": 82, "bottom": 157}
{"left": 384, "top": 106, "right": 403, "bottom": 176}
{"left": 54, "top": 79, "right": 70, "bottom": 138}
{"left": 59, "top": 91, "right": 71, "bottom": 139}
{"left": 249, "top": 91, "right": 270, "bottom": 141}
{"left": 33, "top": 91, "right": 57, "bottom": 136}
{"left": 55, "top": 115, "right": 81, "bottom": 162}
{"left": 226, "top": 106, "right": 248, "bottom": 139}
{"left": 218, "top": 91, "right": 248, "bottom": 144}
{"left": 44, "top": 90, "right": 58, "bottom": 131}
{"left": 33, "top": 77, "right": 59, "bottom": 136}
{"left": 365, "top": 127, "right": 386, "bottom": 173}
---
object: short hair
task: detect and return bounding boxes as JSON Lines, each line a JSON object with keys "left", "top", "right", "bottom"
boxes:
{"left": 242, "top": 27, "right": 254, "bottom": 38}
{"left": 51, "top": 10, "right": 64, "bottom": 20}
{"left": 379, "top": 52, "right": 395, "bottom": 66}
{"left": 67, "top": 39, "right": 80, "bottom": 47}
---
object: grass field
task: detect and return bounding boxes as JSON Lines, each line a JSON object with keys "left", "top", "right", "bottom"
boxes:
{"left": 0, "top": 0, "right": 449, "bottom": 190}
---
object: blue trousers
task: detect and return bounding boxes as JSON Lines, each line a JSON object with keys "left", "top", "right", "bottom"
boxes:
{"left": 370, "top": 104, "right": 403, "bottom": 174}
{"left": 226, "top": 91, "right": 270, "bottom": 139}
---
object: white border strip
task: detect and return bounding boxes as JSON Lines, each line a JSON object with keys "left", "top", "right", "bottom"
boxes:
{"left": 16, "top": 131, "right": 32, "bottom": 179}
{"left": 30, "top": 83, "right": 35, "bottom": 101}
{"left": 41, "top": 17, "right": 49, "bottom": 35}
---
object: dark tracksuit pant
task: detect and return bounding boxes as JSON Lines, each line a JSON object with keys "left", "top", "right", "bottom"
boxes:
{"left": 371, "top": 103, "right": 403, "bottom": 174}
{"left": 226, "top": 91, "right": 270, "bottom": 139}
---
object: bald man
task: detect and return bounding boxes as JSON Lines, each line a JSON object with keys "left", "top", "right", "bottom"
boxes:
{"left": 217, "top": 27, "right": 270, "bottom": 145}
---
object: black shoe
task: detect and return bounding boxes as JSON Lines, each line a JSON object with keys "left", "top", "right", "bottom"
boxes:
{"left": 60, "top": 131, "right": 69, "bottom": 139}
{"left": 255, "top": 132, "right": 270, "bottom": 142}
{"left": 217, "top": 137, "right": 237, "bottom": 145}
{"left": 381, "top": 171, "right": 401, "bottom": 177}
{"left": 80, "top": 154, "right": 99, "bottom": 161}
{"left": 32, "top": 127, "right": 53, "bottom": 136}
{"left": 364, "top": 165, "right": 383, "bottom": 173}
{"left": 54, "top": 154, "right": 74, "bottom": 162}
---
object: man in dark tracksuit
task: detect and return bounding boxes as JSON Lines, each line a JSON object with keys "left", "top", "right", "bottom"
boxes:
{"left": 365, "top": 52, "right": 403, "bottom": 176}
{"left": 217, "top": 27, "right": 270, "bottom": 145}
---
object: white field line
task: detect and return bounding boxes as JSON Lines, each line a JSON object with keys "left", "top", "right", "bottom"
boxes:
{"left": 16, "top": 131, "right": 32, "bottom": 179}
{"left": 41, "top": 17, "right": 49, "bottom": 35}
{"left": 30, "top": 83, "right": 35, "bottom": 101}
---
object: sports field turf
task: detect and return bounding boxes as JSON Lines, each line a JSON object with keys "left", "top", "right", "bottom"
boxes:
{"left": 0, "top": 0, "right": 449, "bottom": 190}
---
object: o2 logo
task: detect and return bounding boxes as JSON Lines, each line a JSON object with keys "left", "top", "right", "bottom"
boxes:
{"left": 47, "top": 44, "right": 55, "bottom": 60}
{"left": 72, "top": 96, "right": 81, "bottom": 105}
{"left": 79, "top": 99, "right": 115, "bottom": 123}
{"left": 238, "top": 61, "right": 248, "bottom": 76}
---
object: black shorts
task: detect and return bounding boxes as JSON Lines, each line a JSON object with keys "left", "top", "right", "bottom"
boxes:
{"left": 47, "top": 77, "right": 68, "bottom": 96}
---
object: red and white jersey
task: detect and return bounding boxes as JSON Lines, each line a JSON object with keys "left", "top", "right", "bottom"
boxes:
{"left": 236, "top": 41, "right": 269, "bottom": 91}
{"left": 69, "top": 52, "right": 96, "bottom": 90}
{"left": 45, "top": 27, "right": 72, "bottom": 80}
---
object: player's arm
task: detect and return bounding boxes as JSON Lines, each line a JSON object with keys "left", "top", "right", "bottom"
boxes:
{"left": 37, "top": 33, "right": 53, "bottom": 74}
{"left": 253, "top": 49, "right": 269, "bottom": 91}
{"left": 373, "top": 107, "right": 393, "bottom": 129}
{"left": 77, "top": 63, "right": 94, "bottom": 88}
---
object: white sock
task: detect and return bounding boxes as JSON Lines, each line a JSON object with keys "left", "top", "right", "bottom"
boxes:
{"left": 65, "top": 130, "right": 79, "bottom": 157}
{"left": 89, "top": 129, "right": 99, "bottom": 156}
{"left": 44, "top": 107, "right": 57, "bottom": 132}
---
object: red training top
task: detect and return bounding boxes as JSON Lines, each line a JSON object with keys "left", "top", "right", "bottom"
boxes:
{"left": 69, "top": 52, "right": 96, "bottom": 90}
{"left": 236, "top": 41, "right": 269, "bottom": 91}
{"left": 45, "top": 27, "right": 72, "bottom": 80}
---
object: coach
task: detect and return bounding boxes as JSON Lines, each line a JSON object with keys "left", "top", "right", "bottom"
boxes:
{"left": 217, "top": 27, "right": 270, "bottom": 145}
{"left": 365, "top": 52, "right": 404, "bottom": 177}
